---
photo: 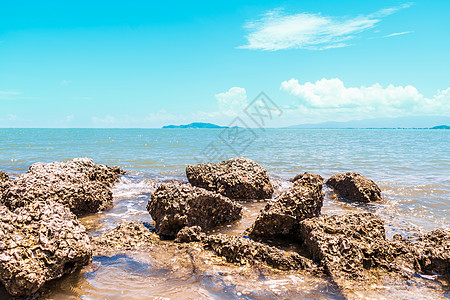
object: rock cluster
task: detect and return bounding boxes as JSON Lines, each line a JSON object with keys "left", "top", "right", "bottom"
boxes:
{"left": 0, "top": 171, "right": 11, "bottom": 198}
{"left": 326, "top": 172, "right": 382, "bottom": 203}
{"left": 1, "top": 158, "right": 124, "bottom": 216}
{"left": 246, "top": 174, "right": 324, "bottom": 239}
{"left": 147, "top": 182, "right": 242, "bottom": 238}
{"left": 0, "top": 201, "right": 92, "bottom": 297}
{"left": 186, "top": 157, "right": 273, "bottom": 200}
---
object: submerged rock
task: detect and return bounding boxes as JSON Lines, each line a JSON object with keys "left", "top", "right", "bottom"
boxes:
{"left": 92, "top": 221, "right": 159, "bottom": 255}
{"left": 0, "top": 171, "right": 11, "bottom": 198}
{"left": 0, "top": 201, "right": 92, "bottom": 297}
{"left": 186, "top": 157, "right": 273, "bottom": 200}
{"left": 326, "top": 172, "right": 382, "bottom": 203}
{"left": 246, "top": 175, "right": 324, "bottom": 239}
{"left": 204, "top": 234, "right": 315, "bottom": 271}
{"left": 1, "top": 158, "right": 124, "bottom": 215}
{"left": 297, "top": 213, "right": 391, "bottom": 283}
{"left": 147, "top": 182, "right": 242, "bottom": 238}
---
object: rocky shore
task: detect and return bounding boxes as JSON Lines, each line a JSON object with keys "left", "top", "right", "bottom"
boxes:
{"left": 0, "top": 157, "right": 448, "bottom": 298}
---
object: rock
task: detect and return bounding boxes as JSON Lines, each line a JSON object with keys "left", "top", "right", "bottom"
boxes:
{"left": 0, "top": 171, "right": 11, "bottom": 198}
{"left": 326, "top": 172, "right": 382, "bottom": 203}
{"left": 186, "top": 157, "right": 273, "bottom": 200}
{"left": 0, "top": 201, "right": 92, "bottom": 297}
{"left": 204, "top": 234, "right": 315, "bottom": 271}
{"left": 297, "top": 213, "right": 390, "bottom": 282}
{"left": 92, "top": 221, "right": 159, "bottom": 255}
{"left": 411, "top": 229, "right": 449, "bottom": 276}
{"left": 246, "top": 175, "right": 324, "bottom": 239}
{"left": 290, "top": 172, "right": 324, "bottom": 183}
{"left": 147, "top": 182, "right": 242, "bottom": 238}
{"left": 175, "top": 226, "right": 206, "bottom": 243}
{"left": 1, "top": 158, "right": 124, "bottom": 216}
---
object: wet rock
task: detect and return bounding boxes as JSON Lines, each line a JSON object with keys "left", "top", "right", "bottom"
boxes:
{"left": 147, "top": 182, "right": 242, "bottom": 238}
{"left": 246, "top": 175, "right": 324, "bottom": 239}
{"left": 204, "top": 234, "right": 315, "bottom": 271}
{"left": 290, "top": 172, "right": 324, "bottom": 183}
{"left": 92, "top": 221, "right": 159, "bottom": 255}
{"left": 0, "top": 171, "right": 11, "bottom": 198}
{"left": 175, "top": 226, "right": 206, "bottom": 243}
{"left": 0, "top": 201, "right": 92, "bottom": 297}
{"left": 326, "top": 172, "right": 382, "bottom": 203}
{"left": 186, "top": 157, "right": 273, "bottom": 200}
{"left": 297, "top": 213, "right": 390, "bottom": 282}
{"left": 1, "top": 158, "right": 124, "bottom": 216}
{"left": 414, "top": 229, "right": 450, "bottom": 275}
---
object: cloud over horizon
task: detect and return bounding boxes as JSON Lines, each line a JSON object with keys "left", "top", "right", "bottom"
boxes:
{"left": 240, "top": 3, "right": 412, "bottom": 50}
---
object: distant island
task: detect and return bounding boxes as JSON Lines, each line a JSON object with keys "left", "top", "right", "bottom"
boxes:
{"left": 162, "top": 122, "right": 228, "bottom": 129}
{"left": 430, "top": 125, "right": 450, "bottom": 129}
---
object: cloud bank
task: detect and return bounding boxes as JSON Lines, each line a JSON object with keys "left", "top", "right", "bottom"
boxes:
{"left": 240, "top": 4, "right": 412, "bottom": 50}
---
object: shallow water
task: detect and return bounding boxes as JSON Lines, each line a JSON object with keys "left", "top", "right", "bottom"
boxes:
{"left": 0, "top": 128, "right": 449, "bottom": 299}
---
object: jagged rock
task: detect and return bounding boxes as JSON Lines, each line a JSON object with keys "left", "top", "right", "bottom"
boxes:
{"left": 326, "top": 172, "right": 382, "bottom": 203}
{"left": 175, "top": 226, "right": 205, "bottom": 243}
{"left": 204, "top": 234, "right": 315, "bottom": 271}
{"left": 186, "top": 157, "right": 273, "bottom": 200}
{"left": 92, "top": 221, "right": 159, "bottom": 255}
{"left": 290, "top": 172, "right": 324, "bottom": 183}
{"left": 147, "top": 182, "right": 242, "bottom": 238}
{"left": 297, "top": 213, "right": 391, "bottom": 282}
{"left": 0, "top": 171, "right": 11, "bottom": 198}
{"left": 1, "top": 158, "right": 124, "bottom": 215}
{"left": 246, "top": 175, "right": 324, "bottom": 239}
{"left": 0, "top": 201, "right": 92, "bottom": 297}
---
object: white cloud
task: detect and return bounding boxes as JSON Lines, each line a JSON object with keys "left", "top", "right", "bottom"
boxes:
{"left": 383, "top": 31, "right": 413, "bottom": 38}
{"left": 280, "top": 78, "right": 450, "bottom": 117}
{"left": 92, "top": 115, "right": 117, "bottom": 124}
{"left": 215, "top": 87, "right": 248, "bottom": 116}
{"left": 240, "top": 4, "right": 412, "bottom": 51}
{"left": 0, "top": 90, "right": 22, "bottom": 100}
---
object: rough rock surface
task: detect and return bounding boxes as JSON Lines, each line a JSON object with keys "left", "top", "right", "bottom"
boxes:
{"left": 0, "top": 201, "right": 92, "bottom": 297}
{"left": 0, "top": 171, "right": 11, "bottom": 198}
{"left": 204, "top": 234, "right": 315, "bottom": 271}
{"left": 1, "top": 158, "right": 124, "bottom": 215}
{"left": 297, "top": 213, "right": 391, "bottom": 282}
{"left": 414, "top": 229, "right": 450, "bottom": 275}
{"left": 290, "top": 172, "right": 324, "bottom": 183}
{"left": 147, "top": 182, "right": 242, "bottom": 238}
{"left": 175, "top": 226, "right": 206, "bottom": 243}
{"left": 186, "top": 157, "right": 273, "bottom": 200}
{"left": 246, "top": 175, "right": 324, "bottom": 239}
{"left": 326, "top": 172, "right": 382, "bottom": 203}
{"left": 92, "top": 221, "right": 159, "bottom": 255}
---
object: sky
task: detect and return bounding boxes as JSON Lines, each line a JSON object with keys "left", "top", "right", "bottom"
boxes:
{"left": 0, "top": 0, "right": 449, "bottom": 128}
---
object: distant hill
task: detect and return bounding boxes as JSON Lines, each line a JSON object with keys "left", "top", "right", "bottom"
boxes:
{"left": 162, "top": 122, "right": 228, "bottom": 129}
{"left": 431, "top": 125, "right": 450, "bottom": 129}
{"left": 284, "top": 116, "right": 450, "bottom": 129}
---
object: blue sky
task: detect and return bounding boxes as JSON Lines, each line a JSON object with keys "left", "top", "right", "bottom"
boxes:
{"left": 1, "top": 0, "right": 449, "bottom": 127}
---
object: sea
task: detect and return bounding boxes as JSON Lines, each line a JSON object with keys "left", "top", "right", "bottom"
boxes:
{"left": 0, "top": 128, "right": 449, "bottom": 299}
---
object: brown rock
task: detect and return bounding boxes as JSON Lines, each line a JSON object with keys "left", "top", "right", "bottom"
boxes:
{"left": 0, "top": 171, "right": 11, "bottom": 198}
{"left": 186, "top": 157, "right": 273, "bottom": 200}
{"left": 290, "top": 172, "right": 324, "bottom": 183}
{"left": 326, "top": 172, "right": 382, "bottom": 203}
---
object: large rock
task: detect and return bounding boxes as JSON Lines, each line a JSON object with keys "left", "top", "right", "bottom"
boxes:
{"left": 186, "top": 157, "right": 273, "bottom": 200}
{"left": 297, "top": 213, "right": 391, "bottom": 282}
{"left": 147, "top": 182, "right": 242, "bottom": 238}
{"left": 0, "top": 171, "right": 11, "bottom": 198}
{"left": 246, "top": 174, "right": 324, "bottom": 239}
{"left": 0, "top": 201, "right": 92, "bottom": 297}
{"left": 1, "top": 158, "right": 124, "bottom": 216}
{"left": 326, "top": 172, "right": 382, "bottom": 203}
{"left": 204, "top": 234, "right": 315, "bottom": 271}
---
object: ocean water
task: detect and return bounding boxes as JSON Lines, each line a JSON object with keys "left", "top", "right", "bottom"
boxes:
{"left": 0, "top": 128, "right": 449, "bottom": 299}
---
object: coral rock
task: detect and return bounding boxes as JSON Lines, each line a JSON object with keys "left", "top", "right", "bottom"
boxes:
{"left": 326, "top": 172, "right": 382, "bottom": 203}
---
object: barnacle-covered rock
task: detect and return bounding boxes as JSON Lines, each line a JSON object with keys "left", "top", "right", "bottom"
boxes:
{"left": 1, "top": 158, "right": 124, "bottom": 215}
{"left": 413, "top": 229, "right": 450, "bottom": 275}
{"left": 0, "top": 201, "right": 92, "bottom": 297}
{"left": 246, "top": 174, "right": 324, "bottom": 239}
{"left": 186, "top": 157, "right": 273, "bottom": 200}
{"left": 175, "top": 226, "right": 205, "bottom": 243}
{"left": 92, "top": 221, "right": 159, "bottom": 255}
{"left": 0, "top": 171, "right": 11, "bottom": 198}
{"left": 147, "top": 182, "right": 242, "bottom": 238}
{"left": 290, "top": 172, "right": 324, "bottom": 183}
{"left": 326, "top": 172, "right": 382, "bottom": 203}
{"left": 204, "top": 234, "right": 315, "bottom": 271}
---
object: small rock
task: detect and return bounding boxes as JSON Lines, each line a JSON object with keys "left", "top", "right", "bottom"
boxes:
{"left": 175, "top": 226, "right": 205, "bottom": 243}
{"left": 186, "top": 157, "right": 273, "bottom": 200}
{"left": 290, "top": 172, "right": 324, "bottom": 183}
{"left": 326, "top": 172, "right": 382, "bottom": 203}
{"left": 147, "top": 182, "right": 242, "bottom": 238}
